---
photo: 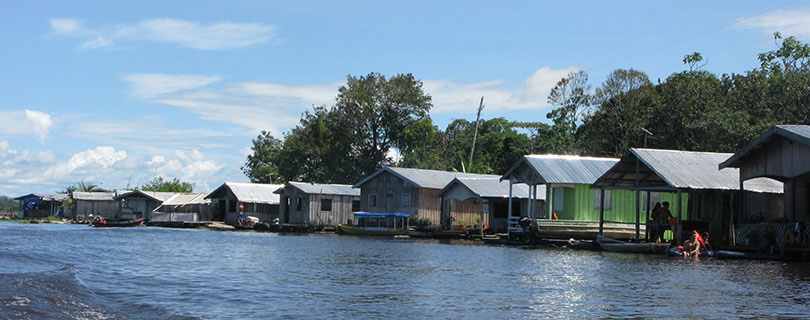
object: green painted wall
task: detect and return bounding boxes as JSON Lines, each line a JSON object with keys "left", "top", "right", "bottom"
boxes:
{"left": 547, "top": 184, "right": 688, "bottom": 223}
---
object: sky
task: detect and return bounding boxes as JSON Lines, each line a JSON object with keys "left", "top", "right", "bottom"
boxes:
{"left": 1, "top": 0, "right": 809, "bottom": 196}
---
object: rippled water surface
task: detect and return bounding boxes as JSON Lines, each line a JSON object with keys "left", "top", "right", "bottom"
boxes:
{"left": 2, "top": 223, "right": 810, "bottom": 319}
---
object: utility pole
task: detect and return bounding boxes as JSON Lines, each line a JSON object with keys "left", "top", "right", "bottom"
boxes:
{"left": 469, "top": 96, "right": 485, "bottom": 167}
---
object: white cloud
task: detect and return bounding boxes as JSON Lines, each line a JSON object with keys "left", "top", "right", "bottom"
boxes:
{"left": 45, "top": 146, "right": 128, "bottom": 179}
{"left": 50, "top": 18, "right": 79, "bottom": 35}
{"left": 140, "top": 18, "right": 276, "bottom": 50}
{"left": 0, "top": 140, "right": 8, "bottom": 153}
{"left": 738, "top": 9, "right": 810, "bottom": 39}
{"left": 50, "top": 17, "right": 278, "bottom": 50}
{"left": 0, "top": 110, "right": 54, "bottom": 143}
{"left": 25, "top": 110, "right": 53, "bottom": 143}
{"left": 123, "top": 73, "right": 220, "bottom": 98}
{"left": 424, "top": 66, "right": 579, "bottom": 113}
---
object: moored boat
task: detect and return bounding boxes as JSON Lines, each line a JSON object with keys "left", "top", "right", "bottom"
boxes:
{"left": 666, "top": 246, "right": 715, "bottom": 258}
{"left": 91, "top": 217, "right": 143, "bottom": 228}
{"left": 597, "top": 235, "right": 669, "bottom": 253}
{"left": 337, "top": 212, "right": 409, "bottom": 236}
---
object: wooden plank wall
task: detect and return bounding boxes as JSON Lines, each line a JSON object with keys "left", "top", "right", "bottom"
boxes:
{"left": 76, "top": 200, "right": 120, "bottom": 218}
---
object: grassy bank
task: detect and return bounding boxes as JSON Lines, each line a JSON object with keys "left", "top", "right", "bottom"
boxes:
{"left": 0, "top": 216, "right": 66, "bottom": 223}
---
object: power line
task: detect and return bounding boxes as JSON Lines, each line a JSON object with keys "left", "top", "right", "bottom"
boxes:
{"left": 586, "top": 0, "right": 801, "bottom": 72}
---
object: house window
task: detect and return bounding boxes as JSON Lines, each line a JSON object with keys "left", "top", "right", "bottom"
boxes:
{"left": 641, "top": 192, "right": 662, "bottom": 211}
{"left": 296, "top": 197, "right": 302, "bottom": 211}
{"left": 553, "top": 187, "right": 564, "bottom": 211}
{"left": 321, "top": 199, "right": 332, "bottom": 211}
{"left": 369, "top": 194, "right": 377, "bottom": 207}
{"left": 352, "top": 200, "right": 361, "bottom": 211}
{"left": 401, "top": 193, "right": 411, "bottom": 208}
{"left": 594, "top": 189, "right": 612, "bottom": 210}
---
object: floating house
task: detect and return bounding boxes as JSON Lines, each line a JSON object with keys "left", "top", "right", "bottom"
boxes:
{"left": 153, "top": 193, "right": 210, "bottom": 222}
{"left": 73, "top": 191, "right": 121, "bottom": 218}
{"left": 500, "top": 154, "right": 654, "bottom": 239}
{"left": 436, "top": 177, "right": 541, "bottom": 232}
{"left": 593, "top": 148, "right": 783, "bottom": 245}
{"left": 204, "top": 182, "right": 283, "bottom": 224}
{"left": 13, "top": 193, "right": 67, "bottom": 218}
{"left": 353, "top": 167, "right": 496, "bottom": 228}
{"left": 274, "top": 182, "right": 360, "bottom": 228}
{"left": 720, "top": 125, "right": 810, "bottom": 222}
{"left": 114, "top": 190, "right": 176, "bottom": 221}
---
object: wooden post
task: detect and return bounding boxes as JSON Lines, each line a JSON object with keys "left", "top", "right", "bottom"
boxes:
{"left": 635, "top": 157, "right": 640, "bottom": 242}
{"left": 547, "top": 185, "right": 553, "bottom": 220}
{"left": 599, "top": 188, "right": 605, "bottom": 235}
{"left": 645, "top": 191, "right": 651, "bottom": 241}
{"left": 508, "top": 180, "right": 513, "bottom": 218}
{"left": 677, "top": 190, "right": 683, "bottom": 245}
{"left": 479, "top": 197, "right": 485, "bottom": 238}
{"left": 528, "top": 185, "right": 533, "bottom": 219}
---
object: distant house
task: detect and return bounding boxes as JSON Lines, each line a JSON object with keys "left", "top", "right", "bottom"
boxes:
{"left": 274, "top": 182, "right": 361, "bottom": 227}
{"left": 437, "top": 177, "right": 541, "bottom": 232}
{"left": 204, "top": 182, "right": 283, "bottom": 224}
{"left": 352, "top": 167, "right": 497, "bottom": 228}
{"left": 594, "top": 148, "right": 783, "bottom": 245}
{"left": 13, "top": 193, "right": 67, "bottom": 218}
{"left": 114, "top": 190, "right": 177, "bottom": 221}
{"left": 73, "top": 191, "right": 121, "bottom": 218}
{"left": 720, "top": 125, "right": 810, "bottom": 222}
{"left": 153, "top": 193, "right": 210, "bottom": 222}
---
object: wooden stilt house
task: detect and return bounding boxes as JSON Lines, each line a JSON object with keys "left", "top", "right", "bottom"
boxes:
{"left": 274, "top": 182, "right": 361, "bottom": 228}
{"left": 593, "top": 148, "right": 783, "bottom": 246}
{"left": 436, "top": 177, "right": 541, "bottom": 232}
{"left": 204, "top": 182, "right": 283, "bottom": 224}
{"left": 352, "top": 167, "right": 496, "bottom": 228}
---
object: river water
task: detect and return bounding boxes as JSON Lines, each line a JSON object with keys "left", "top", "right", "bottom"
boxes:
{"left": 1, "top": 223, "right": 809, "bottom": 319}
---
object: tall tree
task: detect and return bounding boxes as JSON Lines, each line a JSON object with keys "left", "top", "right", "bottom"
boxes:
{"left": 242, "top": 130, "right": 285, "bottom": 183}
{"left": 546, "top": 70, "right": 591, "bottom": 154}
{"left": 579, "top": 68, "right": 654, "bottom": 156}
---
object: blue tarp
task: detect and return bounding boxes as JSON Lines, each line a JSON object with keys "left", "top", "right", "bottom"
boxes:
{"left": 353, "top": 212, "right": 409, "bottom": 218}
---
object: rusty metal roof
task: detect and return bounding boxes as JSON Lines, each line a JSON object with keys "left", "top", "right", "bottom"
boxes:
{"left": 594, "top": 148, "right": 783, "bottom": 193}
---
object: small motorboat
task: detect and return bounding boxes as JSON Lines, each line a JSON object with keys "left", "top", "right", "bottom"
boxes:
{"left": 91, "top": 217, "right": 143, "bottom": 228}
{"left": 667, "top": 246, "right": 715, "bottom": 258}
{"left": 715, "top": 250, "right": 783, "bottom": 261}
{"left": 337, "top": 212, "right": 409, "bottom": 236}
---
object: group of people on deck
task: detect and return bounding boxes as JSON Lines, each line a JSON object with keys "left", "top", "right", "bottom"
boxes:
{"left": 650, "top": 202, "right": 676, "bottom": 243}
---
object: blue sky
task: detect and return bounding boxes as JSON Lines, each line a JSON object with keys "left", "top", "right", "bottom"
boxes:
{"left": 1, "top": 1, "right": 808, "bottom": 196}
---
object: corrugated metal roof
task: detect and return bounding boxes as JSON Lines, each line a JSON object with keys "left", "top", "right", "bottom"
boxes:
{"left": 721, "top": 125, "right": 810, "bottom": 169}
{"left": 13, "top": 193, "right": 67, "bottom": 201}
{"left": 162, "top": 193, "right": 209, "bottom": 206}
{"left": 73, "top": 191, "right": 118, "bottom": 201}
{"left": 115, "top": 190, "right": 176, "bottom": 202}
{"left": 354, "top": 167, "right": 499, "bottom": 189}
{"left": 502, "top": 154, "right": 619, "bottom": 185}
{"left": 594, "top": 148, "right": 783, "bottom": 193}
{"left": 279, "top": 182, "right": 360, "bottom": 196}
{"left": 438, "top": 177, "right": 542, "bottom": 200}
{"left": 205, "top": 182, "right": 283, "bottom": 204}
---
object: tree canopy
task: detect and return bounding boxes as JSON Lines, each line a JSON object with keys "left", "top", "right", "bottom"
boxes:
{"left": 245, "top": 33, "right": 810, "bottom": 181}
{"left": 139, "top": 176, "right": 194, "bottom": 193}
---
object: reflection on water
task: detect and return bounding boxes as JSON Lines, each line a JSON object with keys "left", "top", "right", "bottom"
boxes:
{"left": 1, "top": 223, "right": 809, "bottom": 319}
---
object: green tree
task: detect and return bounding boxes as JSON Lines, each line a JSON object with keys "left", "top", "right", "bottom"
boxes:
{"left": 546, "top": 70, "right": 591, "bottom": 154}
{"left": 0, "top": 195, "right": 19, "bottom": 213}
{"left": 139, "top": 176, "right": 194, "bottom": 193}
{"left": 579, "top": 68, "right": 655, "bottom": 156}
{"left": 242, "top": 130, "right": 284, "bottom": 183}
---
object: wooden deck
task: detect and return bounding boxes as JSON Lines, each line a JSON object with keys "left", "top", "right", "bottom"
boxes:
{"left": 535, "top": 220, "right": 647, "bottom": 240}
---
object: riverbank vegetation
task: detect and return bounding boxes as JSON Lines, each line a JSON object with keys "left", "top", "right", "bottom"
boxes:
{"left": 252, "top": 33, "right": 806, "bottom": 184}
